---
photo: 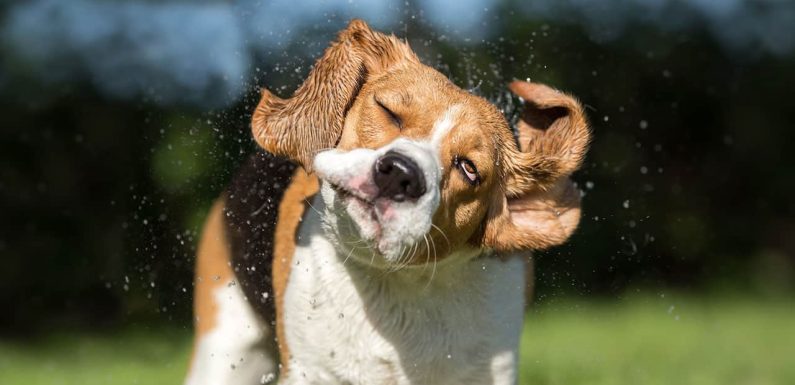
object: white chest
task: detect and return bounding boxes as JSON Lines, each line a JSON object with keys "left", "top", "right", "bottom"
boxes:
{"left": 281, "top": 220, "right": 525, "bottom": 385}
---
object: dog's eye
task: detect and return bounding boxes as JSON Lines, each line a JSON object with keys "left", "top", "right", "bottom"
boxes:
{"left": 375, "top": 97, "right": 402, "bottom": 129}
{"left": 454, "top": 156, "right": 480, "bottom": 185}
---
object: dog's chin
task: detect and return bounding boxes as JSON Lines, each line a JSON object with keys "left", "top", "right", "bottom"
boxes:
{"left": 334, "top": 186, "right": 381, "bottom": 243}
{"left": 328, "top": 184, "right": 426, "bottom": 268}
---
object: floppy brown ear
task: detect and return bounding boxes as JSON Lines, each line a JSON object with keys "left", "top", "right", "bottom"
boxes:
{"left": 252, "top": 19, "right": 417, "bottom": 169}
{"left": 484, "top": 81, "right": 590, "bottom": 252}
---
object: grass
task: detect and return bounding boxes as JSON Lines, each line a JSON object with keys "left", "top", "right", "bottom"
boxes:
{"left": 0, "top": 327, "right": 191, "bottom": 385}
{"left": 1, "top": 296, "right": 793, "bottom": 385}
{"left": 519, "top": 295, "right": 795, "bottom": 385}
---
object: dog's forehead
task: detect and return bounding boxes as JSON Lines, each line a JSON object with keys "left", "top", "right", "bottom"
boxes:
{"left": 373, "top": 65, "right": 508, "bottom": 140}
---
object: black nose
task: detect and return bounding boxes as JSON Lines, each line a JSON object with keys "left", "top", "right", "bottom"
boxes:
{"left": 373, "top": 151, "right": 426, "bottom": 202}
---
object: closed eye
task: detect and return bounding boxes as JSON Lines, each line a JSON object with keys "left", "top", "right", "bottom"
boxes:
{"left": 454, "top": 156, "right": 480, "bottom": 185}
{"left": 375, "top": 97, "right": 402, "bottom": 129}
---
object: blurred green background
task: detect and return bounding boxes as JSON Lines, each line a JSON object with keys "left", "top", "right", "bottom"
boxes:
{"left": 1, "top": 0, "right": 794, "bottom": 383}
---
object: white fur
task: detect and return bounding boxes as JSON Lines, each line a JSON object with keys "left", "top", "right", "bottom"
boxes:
{"left": 185, "top": 280, "right": 279, "bottom": 385}
{"left": 280, "top": 200, "right": 526, "bottom": 385}
{"left": 286, "top": 107, "right": 526, "bottom": 384}
{"left": 313, "top": 138, "right": 441, "bottom": 264}
{"left": 192, "top": 106, "right": 527, "bottom": 384}
{"left": 430, "top": 104, "right": 462, "bottom": 147}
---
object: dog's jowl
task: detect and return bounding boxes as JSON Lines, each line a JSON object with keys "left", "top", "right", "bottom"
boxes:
{"left": 185, "top": 19, "right": 590, "bottom": 385}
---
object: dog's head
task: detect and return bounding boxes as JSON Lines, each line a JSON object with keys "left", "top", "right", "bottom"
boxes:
{"left": 252, "top": 20, "right": 590, "bottom": 267}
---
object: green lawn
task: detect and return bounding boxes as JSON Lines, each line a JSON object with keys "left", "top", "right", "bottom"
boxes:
{"left": 1, "top": 296, "right": 793, "bottom": 385}
{"left": 519, "top": 296, "right": 795, "bottom": 385}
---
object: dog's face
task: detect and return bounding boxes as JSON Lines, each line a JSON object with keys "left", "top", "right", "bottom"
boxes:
{"left": 252, "top": 20, "right": 589, "bottom": 268}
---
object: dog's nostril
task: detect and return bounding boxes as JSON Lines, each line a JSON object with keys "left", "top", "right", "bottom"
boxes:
{"left": 373, "top": 151, "right": 427, "bottom": 202}
{"left": 377, "top": 161, "right": 393, "bottom": 174}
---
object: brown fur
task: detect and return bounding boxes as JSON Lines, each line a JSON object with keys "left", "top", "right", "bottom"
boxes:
{"left": 252, "top": 19, "right": 419, "bottom": 170}
{"left": 188, "top": 20, "right": 590, "bottom": 379}
{"left": 252, "top": 19, "right": 590, "bottom": 261}
{"left": 193, "top": 199, "right": 236, "bottom": 336}
{"left": 272, "top": 168, "right": 319, "bottom": 373}
{"left": 481, "top": 81, "right": 590, "bottom": 252}
{"left": 189, "top": 198, "right": 236, "bottom": 373}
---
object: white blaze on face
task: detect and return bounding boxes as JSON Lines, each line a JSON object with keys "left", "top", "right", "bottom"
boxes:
{"left": 430, "top": 104, "right": 462, "bottom": 149}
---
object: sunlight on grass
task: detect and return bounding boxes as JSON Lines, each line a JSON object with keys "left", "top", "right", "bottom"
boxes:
{"left": 0, "top": 328, "right": 191, "bottom": 385}
{"left": 520, "top": 296, "right": 795, "bottom": 385}
{"left": 1, "top": 296, "right": 793, "bottom": 384}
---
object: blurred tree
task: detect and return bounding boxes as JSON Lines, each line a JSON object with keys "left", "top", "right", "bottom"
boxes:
{"left": 1, "top": 2, "right": 794, "bottom": 332}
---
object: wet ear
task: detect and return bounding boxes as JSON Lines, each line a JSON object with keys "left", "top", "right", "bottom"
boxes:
{"left": 504, "top": 80, "right": 590, "bottom": 190}
{"left": 484, "top": 178, "right": 582, "bottom": 251}
{"left": 251, "top": 19, "right": 417, "bottom": 169}
{"left": 483, "top": 81, "right": 590, "bottom": 252}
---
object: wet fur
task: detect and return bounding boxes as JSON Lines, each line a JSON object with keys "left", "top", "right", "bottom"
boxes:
{"left": 187, "top": 19, "right": 590, "bottom": 385}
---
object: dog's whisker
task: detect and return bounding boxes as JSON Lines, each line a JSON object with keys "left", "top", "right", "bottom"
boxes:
{"left": 406, "top": 242, "right": 418, "bottom": 268}
{"left": 342, "top": 244, "right": 358, "bottom": 266}
{"left": 425, "top": 235, "right": 439, "bottom": 289}
{"left": 394, "top": 244, "right": 412, "bottom": 273}
{"left": 408, "top": 242, "right": 420, "bottom": 270}
{"left": 402, "top": 241, "right": 420, "bottom": 271}
{"left": 430, "top": 224, "right": 450, "bottom": 251}
{"left": 368, "top": 249, "right": 377, "bottom": 268}
{"left": 390, "top": 245, "right": 408, "bottom": 273}
{"left": 394, "top": 245, "right": 407, "bottom": 272}
{"left": 305, "top": 199, "right": 324, "bottom": 217}
{"left": 342, "top": 221, "right": 367, "bottom": 245}
{"left": 421, "top": 234, "right": 431, "bottom": 273}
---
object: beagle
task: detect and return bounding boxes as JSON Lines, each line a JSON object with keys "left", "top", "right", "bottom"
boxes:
{"left": 185, "top": 20, "right": 589, "bottom": 385}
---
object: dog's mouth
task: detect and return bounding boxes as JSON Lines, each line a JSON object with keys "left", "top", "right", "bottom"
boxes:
{"left": 329, "top": 182, "right": 382, "bottom": 240}
{"left": 330, "top": 182, "right": 373, "bottom": 206}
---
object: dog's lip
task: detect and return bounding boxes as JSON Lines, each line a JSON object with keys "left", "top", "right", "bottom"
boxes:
{"left": 329, "top": 182, "right": 375, "bottom": 205}
{"left": 329, "top": 181, "right": 383, "bottom": 240}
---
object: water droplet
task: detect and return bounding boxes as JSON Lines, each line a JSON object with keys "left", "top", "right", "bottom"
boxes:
{"left": 261, "top": 373, "right": 276, "bottom": 384}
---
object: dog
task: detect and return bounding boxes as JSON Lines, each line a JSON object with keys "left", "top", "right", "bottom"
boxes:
{"left": 184, "top": 19, "right": 589, "bottom": 385}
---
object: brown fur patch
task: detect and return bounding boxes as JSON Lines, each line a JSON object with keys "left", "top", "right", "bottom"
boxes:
{"left": 252, "top": 19, "right": 418, "bottom": 169}
{"left": 481, "top": 81, "right": 590, "bottom": 252}
{"left": 335, "top": 67, "right": 517, "bottom": 263}
{"left": 188, "top": 198, "right": 235, "bottom": 372}
{"left": 193, "top": 198, "right": 235, "bottom": 336}
{"left": 272, "top": 168, "right": 319, "bottom": 373}
{"left": 251, "top": 21, "right": 590, "bottom": 261}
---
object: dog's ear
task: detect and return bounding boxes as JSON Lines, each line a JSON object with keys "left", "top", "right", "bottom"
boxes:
{"left": 252, "top": 19, "right": 417, "bottom": 169}
{"left": 483, "top": 81, "right": 590, "bottom": 252}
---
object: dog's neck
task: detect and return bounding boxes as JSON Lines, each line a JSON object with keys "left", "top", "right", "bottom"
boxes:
{"left": 283, "top": 194, "right": 526, "bottom": 385}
